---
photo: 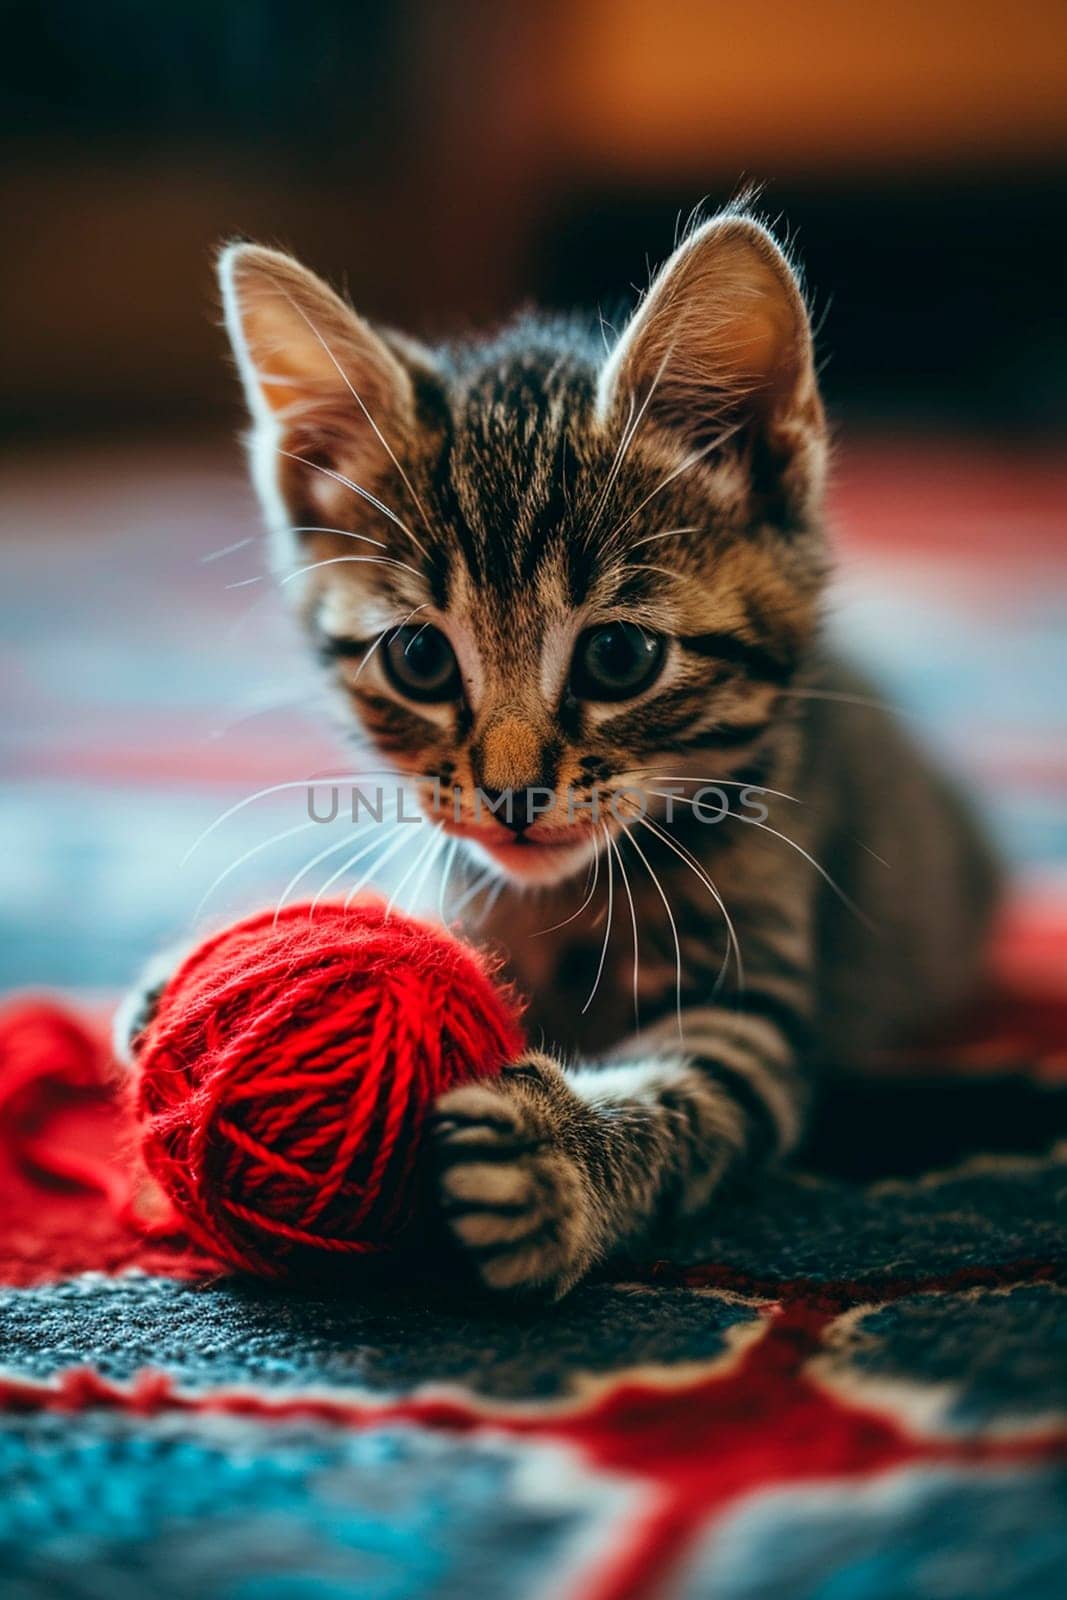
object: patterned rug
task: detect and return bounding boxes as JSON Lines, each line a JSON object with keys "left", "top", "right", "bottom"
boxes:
{"left": 1, "top": 439, "right": 1065, "bottom": 1596}
{"left": 0, "top": 948, "right": 1065, "bottom": 1600}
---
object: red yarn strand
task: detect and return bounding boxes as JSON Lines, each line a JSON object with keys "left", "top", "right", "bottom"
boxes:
{"left": 134, "top": 899, "right": 524, "bottom": 1275}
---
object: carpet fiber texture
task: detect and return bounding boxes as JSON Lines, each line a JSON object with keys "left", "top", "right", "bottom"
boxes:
{"left": 0, "top": 963, "right": 1064, "bottom": 1600}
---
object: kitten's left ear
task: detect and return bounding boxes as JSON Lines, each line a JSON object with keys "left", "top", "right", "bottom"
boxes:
{"left": 217, "top": 242, "right": 417, "bottom": 533}
{"left": 218, "top": 241, "right": 414, "bottom": 426}
{"left": 598, "top": 214, "right": 826, "bottom": 523}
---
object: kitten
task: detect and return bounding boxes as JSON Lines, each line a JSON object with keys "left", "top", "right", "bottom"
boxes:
{"left": 124, "top": 205, "right": 998, "bottom": 1296}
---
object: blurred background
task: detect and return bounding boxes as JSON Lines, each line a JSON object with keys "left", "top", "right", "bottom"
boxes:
{"left": 1, "top": 0, "right": 1065, "bottom": 993}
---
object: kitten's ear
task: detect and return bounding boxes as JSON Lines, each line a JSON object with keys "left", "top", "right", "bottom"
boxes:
{"left": 218, "top": 243, "right": 415, "bottom": 525}
{"left": 598, "top": 215, "right": 826, "bottom": 520}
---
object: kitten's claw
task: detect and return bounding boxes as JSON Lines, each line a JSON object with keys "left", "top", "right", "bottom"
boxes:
{"left": 433, "top": 1054, "right": 601, "bottom": 1297}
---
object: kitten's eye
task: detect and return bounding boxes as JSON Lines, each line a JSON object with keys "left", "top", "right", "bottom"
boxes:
{"left": 571, "top": 623, "right": 665, "bottom": 702}
{"left": 383, "top": 624, "right": 461, "bottom": 702}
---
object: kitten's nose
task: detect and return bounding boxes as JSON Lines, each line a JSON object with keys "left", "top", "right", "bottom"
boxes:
{"left": 478, "top": 785, "right": 545, "bottom": 835}
{"left": 472, "top": 715, "right": 558, "bottom": 833}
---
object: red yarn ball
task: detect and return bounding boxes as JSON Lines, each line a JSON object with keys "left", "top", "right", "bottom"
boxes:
{"left": 134, "top": 900, "right": 524, "bottom": 1276}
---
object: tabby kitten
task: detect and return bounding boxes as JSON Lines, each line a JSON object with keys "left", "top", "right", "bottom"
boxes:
{"left": 129, "top": 207, "right": 998, "bottom": 1296}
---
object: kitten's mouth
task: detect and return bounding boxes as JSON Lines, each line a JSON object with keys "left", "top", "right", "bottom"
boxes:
{"left": 443, "top": 819, "right": 598, "bottom": 849}
{"left": 442, "top": 820, "right": 600, "bottom": 883}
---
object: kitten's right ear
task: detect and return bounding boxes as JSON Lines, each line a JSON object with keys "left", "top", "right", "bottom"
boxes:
{"left": 218, "top": 243, "right": 415, "bottom": 525}
{"left": 597, "top": 214, "right": 826, "bottom": 525}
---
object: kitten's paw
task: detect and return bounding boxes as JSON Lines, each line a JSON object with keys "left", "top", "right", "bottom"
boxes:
{"left": 432, "top": 1053, "right": 602, "bottom": 1298}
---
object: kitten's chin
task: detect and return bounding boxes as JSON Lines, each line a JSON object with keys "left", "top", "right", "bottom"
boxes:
{"left": 459, "top": 829, "right": 600, "bottom": 889}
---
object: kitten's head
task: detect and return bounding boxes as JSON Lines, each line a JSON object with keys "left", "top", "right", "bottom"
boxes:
{"left": 219, "top": 209, "right": 828, "bottom": 886}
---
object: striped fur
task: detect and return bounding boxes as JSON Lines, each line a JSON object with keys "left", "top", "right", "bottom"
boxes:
{"left": 124, "top": 208, "right": 1000, "bottom": 1296}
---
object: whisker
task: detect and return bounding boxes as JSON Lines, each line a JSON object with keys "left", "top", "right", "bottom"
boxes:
{"left": 636, "top": 769, "right": 890, "bottom": 871}
{"left": 731, "top": 812, "right": 877, "bottom": 929}
{"left": 620, "top": 768, "right": 803, "bottom": 809}
{"left": 194, "top": 818, "right": 319, "bottom": 920}
{"left": 279, "top": 553, "right": 424, "bottom": 588}
{"left": 278, "top": 451, "right": 431, "bottom": 564}
{"left": 403, "top": 621, "right": 433, "bottom": 655}
{"left": 386, "top": 821, "right": 445, "bottom": 919}
{"left": 533, "top": 835, "right": 601, "bottom": 936}
{"left": 596, "top": 306, "right": 616, "bottom": 359}
{"left": 201, "top": 536, "right": 256, "bottom": 564}
{"left": 618, "top": 819, "right": 684, "bottom": 1044}
{"left": 343, "top": 825, "right": 414, "bottom": 909}
{"left": 180, "top": 771, "right": 408, "bottom": 866}
{"left": 583, "top": 391, "right": 635, "bottom": 529}
{"left": 630, "top": 806, "right": 742, "bottom": 995}
{"left": 629, "top": 561, "right": 683, "bottom": 584}
{"left": 600, "top": 418, "right": 746, "bottom": 547}
{"left": 625, "top": 525, "right": 701, "bottom": 550}
{"left": 592, "top": 341, "right": 677, "bottom": 539}
{"left": 287, "top": 525, "right": 390, "bottom": 550}
{"left": 437, "top": 833, "right": 461, "bottom": 923}
{"left": 222, "top": 521, "right": 407, "bottom": 626}
{"left": 777, "top": 687, "right": 902, "bottom": 714}
{"left": 310, "top": 813, "right": 403, "bottom": 916}
{"left": 450, "top": 863, "right": 497, "bottom": 920}
{"left": 609, "top": 831, "right": 641, "bottom": 1029}
{"left": 274, "top": 828, "right": 384, "bottom": 925}
{"left": 477, "top": 870, "right": 508, "bottom": 926}
{"left": 351, "top": 603, "right": 431, "bottom": 685}
{"left": 273, "top": 287, "right": 435, "bottom": 543}
{"left": 581, "top": 823, "right": 616, "bottom": 1016}
{"left": 644, "top": 788, "right": 875, "bottom": 929}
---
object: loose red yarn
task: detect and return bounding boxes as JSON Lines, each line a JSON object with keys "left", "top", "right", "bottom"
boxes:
{"left": 0, "top": 999, "right": 129, "bottom": 1208}
{"left": 134, "top": 900, "right": 525, "bottom": 1277}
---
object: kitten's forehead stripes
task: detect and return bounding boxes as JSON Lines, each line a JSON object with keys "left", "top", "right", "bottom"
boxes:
{"left": 418, "top": 326, "right": 602, "bottom": 603}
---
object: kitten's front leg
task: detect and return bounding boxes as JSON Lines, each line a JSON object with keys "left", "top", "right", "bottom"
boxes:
{"left": 433, "top": 1053, "right": 611, "bottom": 1295}
{"left": 434, "top": 1010, "right": 810, "bottom": 1296}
